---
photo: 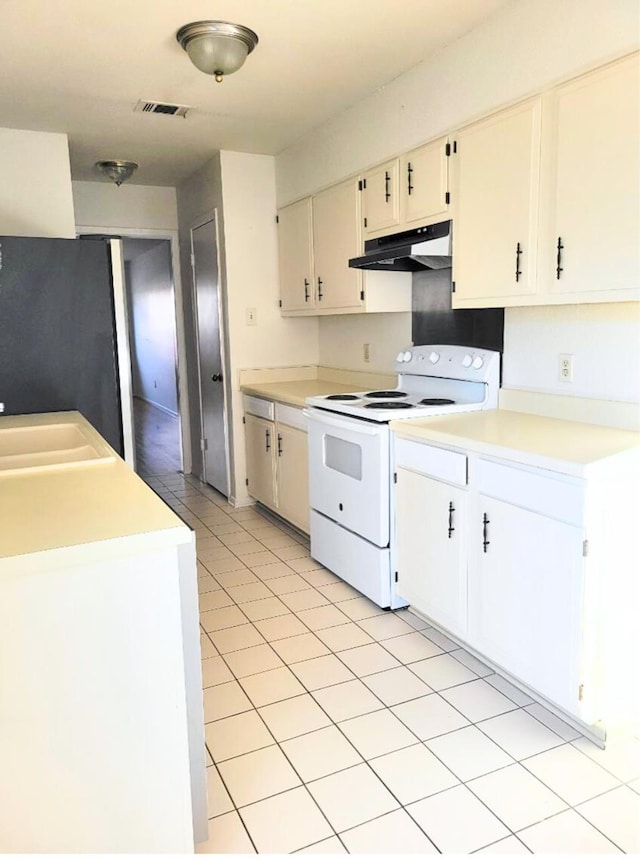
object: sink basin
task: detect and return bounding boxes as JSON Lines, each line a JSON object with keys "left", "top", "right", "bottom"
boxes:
{"left": 0, "top": 421, "right": 115, "bottom": 474}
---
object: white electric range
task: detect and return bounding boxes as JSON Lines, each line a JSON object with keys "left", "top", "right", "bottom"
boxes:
{"left": 304, "top": 344, "right": 501, "bottom": 608}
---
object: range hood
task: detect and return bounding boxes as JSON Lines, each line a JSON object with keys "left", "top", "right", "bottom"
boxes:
{"left": 349, "top": 220, "right": 451, "bottom": 272}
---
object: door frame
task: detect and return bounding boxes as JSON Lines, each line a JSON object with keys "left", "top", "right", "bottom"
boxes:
{"left": 77, "top": 225, "right": 191, "bottom": 474}
{"left": 189, "top": 209, "right": 232, "bottom": 496}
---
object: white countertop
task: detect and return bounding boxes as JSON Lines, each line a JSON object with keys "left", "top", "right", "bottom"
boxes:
{"left": 241, "top": 379, "right": 362, "bottom": 408}
{"left": 391, "top": 409, "right": 640, "bottom": 477}
{"left": 0, "top": 411, "right": 189, "bottom": 562}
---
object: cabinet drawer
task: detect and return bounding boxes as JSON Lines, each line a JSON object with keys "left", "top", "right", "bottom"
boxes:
{"left": 275, "top": 403, "right": 307, "bottom": 431}
{"left": 243, "top": 395, "right": 274, "bottom": 421}
{"left": 477, "top": 459, "right": 584, "bottom": 525}
{"left": 394, "top": 438, "right": 467, "bottom": 486}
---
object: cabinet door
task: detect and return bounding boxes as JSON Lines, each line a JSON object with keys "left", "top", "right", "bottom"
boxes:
{"left": 452, "top": 99, "right": 542, "bottom": 304}
{"left": 362, "top": 159, "right": 401, "bottom": 234}
{"left": 395, "top": 468, "right": 468, "bottom": 638}
{"left": 277, "top": 198, "right": 314, "bottom": 313}
{"left": 544, "top": 54, "right": 639, "bottom": 298}
{"left": 244, "top": 414, "right": 276, "bottom": 509}
{"left": 312, "top": 178, "right": 364, "bottom": 311}
{"left": 276, "top": 423, "right": 309, "bottom": 534}
{"left": 469, "top": 496, "right": 585, "bottom": 716}
{"left": 401, "top": 137, "right": 450, "bottom": 226}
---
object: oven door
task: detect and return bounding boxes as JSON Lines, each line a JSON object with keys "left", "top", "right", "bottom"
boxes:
{"left": 305, "top": 408, "right": 389, "bottom": 547}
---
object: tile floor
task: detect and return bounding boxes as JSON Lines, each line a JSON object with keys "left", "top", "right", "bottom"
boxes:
{"left": 145, "top": 470, "right": 640, "bottom": 855}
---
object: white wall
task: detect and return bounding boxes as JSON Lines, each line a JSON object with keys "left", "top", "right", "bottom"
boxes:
{"left": 275, "top": 0, "right": 640, "bottom": 410}
{"left": 0, "top": 127, "right": 75, "bottom": 238}
{"left": 127, "top": 243, "right": 178, "bottom": 414}
{"left": 73, "top": 181, "right": 178, "bottom": 231}
{"left": 319, "top": 313, "right": 411, "bottom": 373}
{"left": 219, "top": 151, "right": 319, "bottom": 503}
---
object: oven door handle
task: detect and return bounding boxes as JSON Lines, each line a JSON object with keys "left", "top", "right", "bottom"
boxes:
{"left": 303, "top": 408, "right": 386, "bottom": 436}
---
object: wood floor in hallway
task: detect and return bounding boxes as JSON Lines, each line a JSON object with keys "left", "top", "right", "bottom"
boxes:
{"left": 133, "top": 397, "right": 182, "bottom": 477}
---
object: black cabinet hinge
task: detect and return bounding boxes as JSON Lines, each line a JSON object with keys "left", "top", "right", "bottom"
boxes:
{"left": 445, "top": 191, "right": 450, "bottom": 204}
{"left": 278, "top": 299, "right": 282, "bottom": 307}
{"left": 358, "top": 179, "right": 363, "bottom": 191}
{"left": 453, "top": 140, "right": 458, "bottom": 153}
{"left": 445, "top": 142, "right": 451, "bottom": 156}
{"left": 393, "top": 472, "right": 397, "bottom": 484}
{"left": 275, "top": 214, "right": 279, "bottom": 224}
{"left": 242, "top": 416, "right": 246, "bottom": 424}
{"left": 363, "top": 178, "right": 367, "bottom": 189}
{"left": 364, "top": 217, "right": 368, "bottom": 228}
{"left": 452, "top": 281, "right": 456, "bottom": 293}
{"left": 360, "top": 290, "right": 365, "bottom": 301}
{"left": 245, "top": 477, "right": 249, "bottom": 486}
{"left": 395, "top": 571, "right": 398, "bottom": 583}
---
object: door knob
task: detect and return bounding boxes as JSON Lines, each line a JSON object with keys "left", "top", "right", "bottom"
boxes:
{"left": 211, "top": 373, "right": 223, "bottom": 382}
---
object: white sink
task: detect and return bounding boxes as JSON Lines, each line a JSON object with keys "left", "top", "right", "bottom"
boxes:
{"left": 0, "top": 421, "right": 115, "bottom": 474}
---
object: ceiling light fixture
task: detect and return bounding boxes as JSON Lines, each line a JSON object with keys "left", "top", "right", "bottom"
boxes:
{"left": 176, "top": 20, "right": 258, "bottom": 83}
{"left": 95, "top": 160, "right": 139, "bottom": 187}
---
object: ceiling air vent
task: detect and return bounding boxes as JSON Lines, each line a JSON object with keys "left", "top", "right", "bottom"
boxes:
{"left": 134, "top": 99, "right": 192, "bottom": 118}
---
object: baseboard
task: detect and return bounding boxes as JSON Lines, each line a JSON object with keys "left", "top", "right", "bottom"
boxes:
{"left": 134, "top": 395, "right": 179, "bottom": 418}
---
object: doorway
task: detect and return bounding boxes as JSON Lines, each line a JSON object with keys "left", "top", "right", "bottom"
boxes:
{"left": 190, "top": 214, "right": 230, "bottom": 497}
{"left": 122, "top": 238, "right": 182, "bottom": 477}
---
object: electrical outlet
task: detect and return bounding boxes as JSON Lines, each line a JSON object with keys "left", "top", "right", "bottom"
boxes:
{"left": 559, "top": 353, "right": 574, "bottom": 382}
{"left": 246, "top": 307, "right": 257, "bottom": 326}
{"left": 363, "top": 343, "right": 370, "bottom": 363}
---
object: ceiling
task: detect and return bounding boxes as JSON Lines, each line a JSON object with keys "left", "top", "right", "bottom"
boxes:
{"left": 1, "top": 0, "right": 511, "bottom": 187}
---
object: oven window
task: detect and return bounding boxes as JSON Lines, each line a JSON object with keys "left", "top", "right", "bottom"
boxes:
{"left": 323, "top": 435, "right": 362, "bottom": 480}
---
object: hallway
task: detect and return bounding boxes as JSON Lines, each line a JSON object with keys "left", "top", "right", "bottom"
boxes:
{"left": 133, "top": 397, "right": 181, "bottom": 476}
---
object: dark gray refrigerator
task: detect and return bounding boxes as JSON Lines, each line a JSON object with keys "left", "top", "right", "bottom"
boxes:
{"left": 0, "top": 235, "right": 123, "bottom": 456}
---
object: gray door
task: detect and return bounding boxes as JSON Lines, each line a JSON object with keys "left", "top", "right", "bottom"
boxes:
{"left": 191, "top": 216, "right": 229, "bottom": 496}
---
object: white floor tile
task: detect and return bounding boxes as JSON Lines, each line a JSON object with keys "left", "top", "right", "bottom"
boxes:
{"left": 240, "top": 665, "right": 306, "bottom": 707}
{"left": 401, "top": 610, "right": 430, "bottom": 631}
{"left": 369, "top": 744, "right": 459, "bottom": 805}
{"left": 391, "top": 693, "right": 470, "bottom": 740}
{"left": 300, "top": 568, "right": 342, "bottom": 587}
{"left": 204, "top": 710, "right": 274, "bottom": 762}
{"left": 207, "top": 623, "right": 266, "bottom": 654}
{"left": 213, "top": 568, "right": 258, "bottom": 587}
{"left": 317, "top": 581, "right": 362, "bottom": 602}
{"left": 341, "top": 808, "right": 438, "bottom": 854}
{"left": 478, "top": 709, "right": 565, "bottom": 759}
{"left": 270, "top": 632, "right": 331, "bottom": 664}
{"left": 307, "top": 763, "right": 399, "bottom": 833}
{"left": 295, "top": 835, "right": 347, "bottom": 853}
{"left": 450, "top": 648, "right": 494, "bottom": 677}
{"left": 201, "top": 655, "right": 234, "bottom": 688}
{"left": 297, "top": 604, "right": 351, "bottom": 630}
{"left": 206, "top": 765, "right": 234, "bottom": 818}
{"left": 312, "top": 679, "right": 386, "bottom": 723}
{"left": 266, "top": 573, "right": 313, "bottom": 595}
{"left": 205, "top": 557, "right": 248, "bottom": 575}
{"left": 468, "top": 763, "right": 568, "bottom": 831}
{"left": 281, "top": 725, "right": 363, "bottom": 781}
{"left": 290, "top": 653, "right": 356, "bottom": 690}
{"left": 240, "top": 596, "right": 290, "bottom": 622}
{"left": 198, "top": 575, "right": 221, "bottom": 594}
{"left": 314, "top": 623, "right": 374, "bottom": 652}
{"left": 420, "top": 627, "right": 459, "bottom": 652}
{"left": 409, "top": 652, "right": 479, "bottom": 690}
{"left": 629, "top": 778, "right": 640, "bottom": 794}
{"left": 522, "top": 743, "right": 621, "bottom": 805}
{"left": 287, "top": 557, "right": 325, "bottom": 573}
{"left": 337, "top": 642, "right": 401, "bottom": 677}
{"left": 223, "top": 643, "right": 284, "bottom": 678}
{"left": 200, "top": 633, "right": 218, "bottom": 659}
{"left": 474, "top": 835, "right": 531, "bottom": 853}
{"left": 253, "top": 612, "right": 309, "bottom": 641}
{"left": 337, "top": 596, "right": 388, "bottom": 621}
{"left": 426, "top": 725, "right": 514, "bottom": 781}
{"left": 199, "top": 589, "right": 234, "bottom": 611}
{"left": 225, "top": 581, "right": 274, "bottom": 604}
{"left": 407, "top": 784, "right": 510, "bottom": 853}
{"left": 200, "top": 605, "right": 248, "bottom": 632}
{"left": 280, "top": 588, "right": 330, "bottom": 611}
{"left": 362, "top": 666, "right": 433, "bottom": 705}
{"left": 440, "top": 678, "right": 518, "bottom": 722}
{"left": 258, "top": 694, "right": 332, "bottom": 742}
{"left": 218, "top": 744, "right": 301, "bottom": 807}
{"left": 575, "top": 786, "right": 640, "bottom": 853}
{"left": 251, "top": 561, "right": 298, "bottom": 580}
{"left": 338, "top": 709, "right": 419, "bottom": 760}
{"left": 572, "top": 736, "right": 640, "bottom": 782}
{"left": 518, "top": 808, "right": 622, "bottom": 854}
{"left": 240, "top": 786, "right": 333, "bottom": 854}
{"left": 523, "top": 702, "right": 581, "bottom": 741}
{"left": 357, "top": 612, "right": 416, "bottom": 641}
{"left": 380, "top": 631, "right": 443, "bottom": 664}
{"left": 484, "top": 673, "right": 534, "bottom": 706}
{"left": 203, "top": 680, "right": 253, "bottom": 722}
{"left": 230, "top": 539, "right": 267, "bottom": 556}
{"left": 195, "top": 811, "right": 256, "bottom": 854}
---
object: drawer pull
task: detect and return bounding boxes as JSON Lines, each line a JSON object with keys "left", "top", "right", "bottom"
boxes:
{"left": 448, "top": 502, "right": 455, "bottom": 538}
{"left": 482, "top": 513, "right": 490, "bottom": 553}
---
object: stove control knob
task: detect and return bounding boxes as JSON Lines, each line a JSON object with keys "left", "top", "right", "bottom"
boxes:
{"left": 472, "top": 355, "right": 484, "bottom": 369}
{"left": 428, "top": 351, "right": 440, "bottom": 364}
{"left": 403, "top": 351, "right": 413, "bottom": 362}
{"left": 396, "top": 351, "right": 406, "bottom": 363}
{"left": 462, "top": 354, "right": 473, "bottom": 368}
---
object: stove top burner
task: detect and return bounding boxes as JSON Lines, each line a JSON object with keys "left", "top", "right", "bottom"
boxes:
{"left": 325, "top": 394, "right": 360, "bottom": 401}
{"left": 364, "top": 390, "right": 407, "bottom": 399}
{"left": 365, "top": 401, "right": 414, "bottom": 410}
{"left": 419, "top": 398, "right": 456, "bottom": 406}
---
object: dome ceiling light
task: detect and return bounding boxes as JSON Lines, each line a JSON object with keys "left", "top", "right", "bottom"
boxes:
{"left": 95, "top": 160, "right": 139, "bottom": 187}
{"left": 176, "top": 20, "right": 259, "bottom": 83}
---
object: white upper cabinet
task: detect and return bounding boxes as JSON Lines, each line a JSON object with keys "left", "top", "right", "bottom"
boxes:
{"left": 451, "top": 98, "right": 542, "bottom": 303}
{"left": 543, "top": 52, "right": 639, "bottom": 299}
{"left": 277, "top": 197, "right": 314, "bottom": 313}
{"left": 312, "top": 178, "right": 363, "bottom": 311}
{"left": 362, "top": 158, "right": 401, "bottom": 234}
{"left": 400, "top": 137, "right": 451, "bottom": 227}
